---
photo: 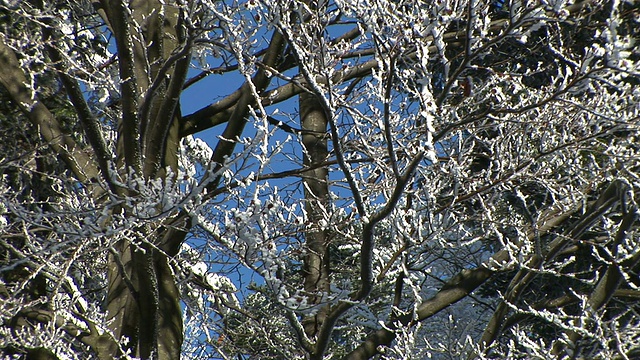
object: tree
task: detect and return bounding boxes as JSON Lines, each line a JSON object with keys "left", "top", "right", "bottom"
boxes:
{"left": 0, "top": 0, "right": 638, "bottom": 359}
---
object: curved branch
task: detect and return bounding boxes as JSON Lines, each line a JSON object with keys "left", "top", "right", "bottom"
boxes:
{"left": 312, "top": 153, "right": 423, "bottom": 360}
{"left": 0, "top": 38, "right": 100, "bottom": 185}
{"left": 344, "top": 266, "right": 495, "bottom": 360}
{"left": 204, "top": 29, "right": 286, "bottom": 191}
{"left": 101, "top": 0, "right": 142, "bottom": 173}
{"left": 13, "top": 308, "right": 118, "bottom": 360}
{"left": 344, "top": 199, "right": 588, "bottom": 359}
{"left": 553, "top": 201, "right": 639, "bottom": 356}
{"left": 46, "top": 44, "right": 117, "bottom": 194}
{"left": 182, "top": 63, "right": 240, "bottom": 90}
{"left": 480, "top": 179, "right": 635, "bottom": 352}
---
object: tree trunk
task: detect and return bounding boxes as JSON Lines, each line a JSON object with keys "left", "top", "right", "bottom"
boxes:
{"left": 300, "top": 91, "right": 331, "bottom": 338}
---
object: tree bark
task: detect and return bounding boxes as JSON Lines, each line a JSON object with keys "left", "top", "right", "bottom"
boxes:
{"left": 300, "top": 91, "right": 331, "bottom": 339}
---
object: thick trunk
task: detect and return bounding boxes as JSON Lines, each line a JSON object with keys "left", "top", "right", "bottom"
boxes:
{"left": 105, "top": 225, "right": 187, "bottom": 359}
{"left": 97, "top": 2, "right": 189, "bottom": 357}
{"left": 300, "top": 92, "right": 331, "bottom": 338}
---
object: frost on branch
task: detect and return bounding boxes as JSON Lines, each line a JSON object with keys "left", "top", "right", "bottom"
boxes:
{"left": 0, "top": 0, "right": 639, "bottom": 359}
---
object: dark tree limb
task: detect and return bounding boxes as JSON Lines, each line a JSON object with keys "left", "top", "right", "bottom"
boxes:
{"left": 46, "top": 44, "right": 117, "bottom": 194}
{"left": 481, "top": 180, "right": 636, "bottom": 352}
{"left": 553, "top": 198, "right": 639, "bottom": 356}
{"left": 312, "top": 153, "right": 424, "bottom": 360}
{"left": 100, "top": 0, "right": 142, "bottom": 174}
{"left": 344, "top": 266, "right": 495, "bottom": 360}
{"left": 0, "top": 39, "right": 100, "bottom": 185}
{"left": 206, "top": 29, "right": 285, "bottom": 190}
{"left": 343, "top": 200, "right": 588, "bottom": 359}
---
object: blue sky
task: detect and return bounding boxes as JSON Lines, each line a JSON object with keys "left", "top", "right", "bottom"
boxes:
{"left": 179, "top": 64, "right": 305, "bottom": 286}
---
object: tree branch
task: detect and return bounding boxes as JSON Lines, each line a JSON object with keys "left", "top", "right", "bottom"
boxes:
{"left": 143, "top": 28, "right": 192, "bottom": 178}
{"left": 46, "top": 44, "right": 117, "bottom": 194}
{"left": 102, "top": 0, "right": 142, "bottom": 173}
{"left": 481, "top": 179, "right": 635, "bottom": 352}
{"left": 554, "top": 200, "right": 639, "bottom": 356}
{"left": 13, "top": 308, "right": 118, "bottom": 360}
{"left": 312, "top": 153, "right": 423, "bottom": 360}
{"left": 0, "top": 38, "right": 100, "bottom": 185}
{"left": 343, "top": 198, "right": 592, "bottom": 359}
{"left": 205, "top": 29, "right": 285, "bottom": 191}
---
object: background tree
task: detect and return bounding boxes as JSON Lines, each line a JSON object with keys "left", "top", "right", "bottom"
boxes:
{"left": 0, "top": 0, "right": 638, "bottom": 359}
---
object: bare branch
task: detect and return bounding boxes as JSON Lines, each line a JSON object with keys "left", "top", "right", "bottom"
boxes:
{"left": 0, "top": 38, "right": 100, "bottom": 184}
